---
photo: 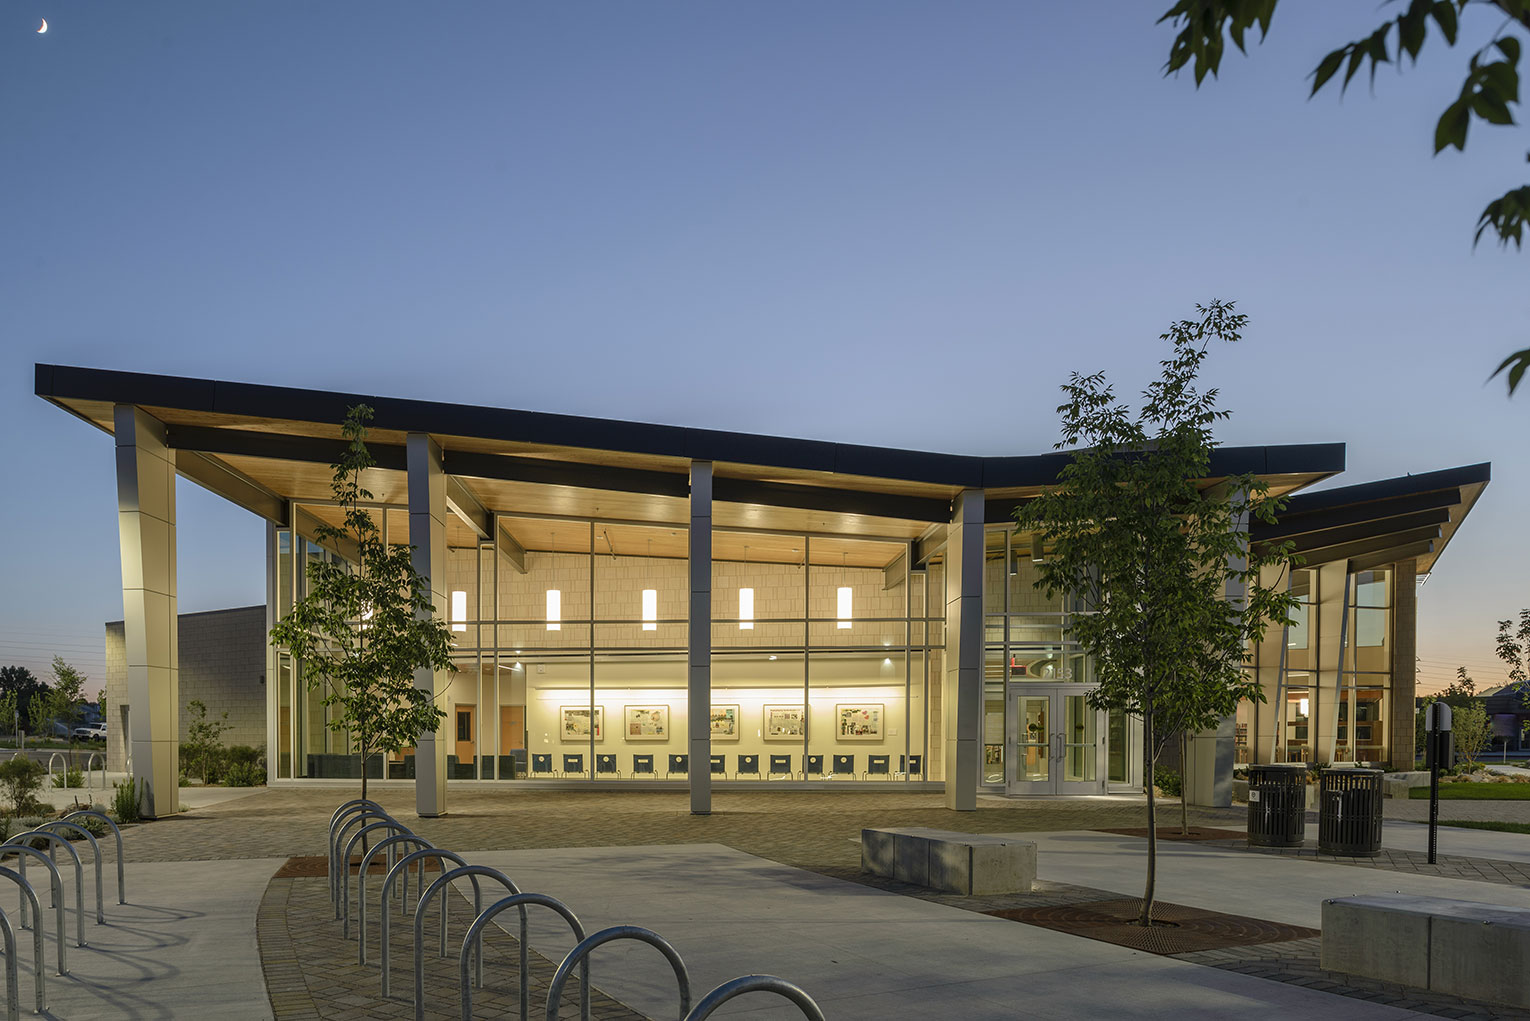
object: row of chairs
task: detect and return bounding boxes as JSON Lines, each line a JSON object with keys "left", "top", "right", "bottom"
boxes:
{"left": 531, "top": 752, "right": 924, "bottom": 780}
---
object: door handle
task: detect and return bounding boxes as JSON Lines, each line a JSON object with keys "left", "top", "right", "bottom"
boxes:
{"left": 1053, "top": 733, "right": 1063, "bottom": 762}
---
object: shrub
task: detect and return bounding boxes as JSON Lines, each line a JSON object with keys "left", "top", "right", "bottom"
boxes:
{"left": 222, "top": 761, "right": 266, "bottom": 787}
{"left": 50, "top": 768, "right": 83, "bottom": 789}
{"left": 0, "top": 757, "right": 46, "bottom": 815}
{"left": 112, "top": 778, "right": 142, "bottom": 824}
{"left": 1153, "top": 764, "right": 1183, "bottom": 798}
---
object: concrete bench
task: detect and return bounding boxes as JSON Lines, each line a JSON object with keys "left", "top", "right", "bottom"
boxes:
{"left": 861, "top": 827, "right": 1036, "bottom": 896}
{"left": 1322, "top": 894, "right": 1530, "bottom": 1008}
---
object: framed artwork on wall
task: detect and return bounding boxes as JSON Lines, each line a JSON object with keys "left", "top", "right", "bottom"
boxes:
{"left": 624, "top": 705, "right": 669, "bottom": 740}
{"left": 709, "top": 704, "right": 740, "bottom": 740}
{"left": 835, "top": 703, "right": 883, "bottom": 741}
{"left": 763, "top": 705, "right": 806, "bottom": 740}
{"left": 561, "top": 706, "right": 604, "bottom": 742}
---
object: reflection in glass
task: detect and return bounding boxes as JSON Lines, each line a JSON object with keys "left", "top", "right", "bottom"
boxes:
{"left": 1063, "top": 695, "right": 1096, "bottom": 782}
{"left": 1019, "top": 696, "right": 1049, "bottom": 782}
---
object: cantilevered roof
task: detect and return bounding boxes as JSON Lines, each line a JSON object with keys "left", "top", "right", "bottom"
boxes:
{"left": 37, "top": 363, "right": 1350, "bottom": 565}
{"left": 1249, "top": 462, "right": 1491, "bottom": 576}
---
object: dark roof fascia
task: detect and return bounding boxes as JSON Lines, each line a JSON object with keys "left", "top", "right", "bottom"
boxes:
{"left": 1272, "top": 463, "right": 1491, "bottom": 520}
{"left": 36, "top": 363, "right": 1346, "bottom": 490}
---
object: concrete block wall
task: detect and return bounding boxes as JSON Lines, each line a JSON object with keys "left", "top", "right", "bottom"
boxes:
{"left": 104, "top": 605, "right": 267, "bottom": 772}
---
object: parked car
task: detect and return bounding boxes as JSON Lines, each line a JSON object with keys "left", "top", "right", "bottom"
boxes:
{"left": 72, "top": 724, "right": 106, "bottom": 741}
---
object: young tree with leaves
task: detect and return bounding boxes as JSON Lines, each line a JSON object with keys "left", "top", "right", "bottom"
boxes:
{"left": 269, "top": 405, "right": 454, "bottom": 803}
{"left": 1017, "top": 301, "right": 1298, "bottom": 926}
{"left": 1496, "top": 608, "right": 1530, "bottom": 735}
{"left": 1158, "top": 1, "right": 1530, "bottom": 394}
{"left": 0, "top": 666, "right": 47, "bottom": 735}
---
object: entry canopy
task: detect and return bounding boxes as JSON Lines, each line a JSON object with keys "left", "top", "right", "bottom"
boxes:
{"left": 35, "top": 363, "right": 1480, "bottom": 574}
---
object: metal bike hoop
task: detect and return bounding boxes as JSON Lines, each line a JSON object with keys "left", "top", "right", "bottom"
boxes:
{"left": 356, "top": 834, "right": 433, "bottom": 966}
{"left": 546, "top": 926, "right": 691, "bottom": 1021}
{"left": 414, "top": 865, "right": 518, "bottom": 1021}
{"left": 0, "top": 845, "right": 67, "bottom": 974}
{"left": 38, "top": 822, "right": 105, "bottom": 924}
{"left": 682, "top": 975, "right": 827, "bottom": 1021}
{"left": 5, "top": 833, "right": 86, "bottom": 947}
{"left": 341, "top": 820, "right": 414, "bottom": 937}
{"left": 379, "top": 848, "right": 473, "bottom": 999}
{"left": 62, "top": 810, "right": 125, "bottom": 904}
{"left": 0, "top": 869, "right": 45, "bottom": 1016}
{"left": 459, "top": 892, "right": 588, "bottom": 1021}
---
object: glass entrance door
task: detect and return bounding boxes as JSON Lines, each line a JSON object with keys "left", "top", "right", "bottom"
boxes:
{"left": 1007, "top": 685, "right": 1104, "bottom": 795}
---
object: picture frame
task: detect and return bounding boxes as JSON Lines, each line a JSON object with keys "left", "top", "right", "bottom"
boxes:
{"left": 709, "top": 704, "right": 740, "bottom": 740}
{"left": 835, "top": 703, "right": 884, "bottom": 741}
{"left": 561, "top": 706, "right": 603, "bottom": 742}
{"left": 624, "top": 704, "right": 669, "bottom": 741}
{"left": 763, "top": 705, "right": 806, "bottom": 741}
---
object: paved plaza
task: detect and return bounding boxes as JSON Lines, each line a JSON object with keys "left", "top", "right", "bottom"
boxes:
{"left": 0, "top": 786, "right": 1528, "bottom": 1018}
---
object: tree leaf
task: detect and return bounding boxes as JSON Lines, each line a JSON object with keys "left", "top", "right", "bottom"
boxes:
{"left": 1489, "top": 347, "right": 1530, "bottom": 394}
{"left": 1431, "top": 1, "right": 1458, "bottom": 45}
{"left": 1311, "top": 49, "right": 1345, "bottom": 94}
{"left": 1435, "top": 97, "right": 1470, "bottom": 151}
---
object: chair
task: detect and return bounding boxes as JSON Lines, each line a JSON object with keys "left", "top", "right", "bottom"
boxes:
{"left": 632, "top": 754, "right": 655, "bottom": 776}
{"left": 531, "top": 753, "right": 554, "bottom": 778}
{"left": 709, "top": 755, "right": 726, "bottom": 776}
{"left": 497, "top": 752, "right": 525, "bottom": 779}
{"left": 899, "top": 754, "right": 923, "bottom": 778}
{"left": 736, "top": 754, "right": 760, "bottom": 779}
{"left": 767, "top": 754, "right": 793, "bottom": 779}
{"left": 805, "top": 754, "right": 825, "bottom": 778}
{"left": 666, "top": 754, "right": 689, "bottom": 778}
{"left": 596, "top": 754, "right": 619, "bottom": 778}
{"left": 562, "top": 753, "right": 585, "bottom": 777}
{"left": 832, "top": 754, "right": 854, "bottom": 777}
{"left": 866, "top": 754, "right": 891, "bottom": 780}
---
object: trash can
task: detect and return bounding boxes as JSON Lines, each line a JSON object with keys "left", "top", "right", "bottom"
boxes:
{"left": 1247, "top": 763, "right": 1308, "bottom": 848}
{"left": 1317, "top": 767, "right": 1384, "bottom": 857}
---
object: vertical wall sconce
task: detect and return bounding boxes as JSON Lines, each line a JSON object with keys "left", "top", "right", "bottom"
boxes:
{"left": 451, "top": 590, "right": 467, "bottom": 632}
{"left": 546, "top": 589, "right": 561, "bottom": 631}
{"left": 837, "top": 586, "right": 853, "bottom": 629}
{"left": 739, "top": 588, "right": 754, "bottom": 630}
{"left": 642, "top": 589, "right": 658, "bottom": 631}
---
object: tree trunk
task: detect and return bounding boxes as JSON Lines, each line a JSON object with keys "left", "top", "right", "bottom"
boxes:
{"left": 1139, "top": 710, "right": 1156, "bottom": 927}
{"left": 1179, "top": 729, "right": 1189, "bottom": 836}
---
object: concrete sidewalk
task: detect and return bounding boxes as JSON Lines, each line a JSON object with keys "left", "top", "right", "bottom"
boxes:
{"left": 0, "top": 857, "right": 280, "bottom": 1020}
{"left": 457, "top": 843, "right": 1429, "bottom": 1020}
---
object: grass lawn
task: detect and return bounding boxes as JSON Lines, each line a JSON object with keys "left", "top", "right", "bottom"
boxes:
{"left": 1440, "top": 819, "right": 1530, "bottom": 834}
{"left": 1408, "top": 782, "right": 1530, "bottom": 800}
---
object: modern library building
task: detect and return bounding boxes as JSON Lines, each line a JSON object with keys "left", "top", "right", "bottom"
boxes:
{"left": 37, "top": 364, "right": 1488, "bottom": 818}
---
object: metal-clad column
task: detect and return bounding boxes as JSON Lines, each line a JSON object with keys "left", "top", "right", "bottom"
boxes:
{"left": 408, "top": 433, "right": 449, "bottom": 817}
{"left": 113, "top": 405, "right": 179, "bottom": 819}
{"left": 944, "top": 490, "right": 984, "bottom": 811}
{"left": 688, "top": 462, "right": 713, "bottom": 815}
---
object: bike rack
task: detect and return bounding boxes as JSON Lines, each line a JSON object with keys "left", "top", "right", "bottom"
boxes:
{"left": 330, "top": 807, "right": 398, "bottom": 912}
{"left": 0, "top": 845, "right": 68, "bottom": 974}
{"left": 46, "top": 752, "right": 66, "bottom": 790}
{"left": 413, "top": 865, "right": 518, "bottom": 1021}
{"left": 63, "top": 810, "right": 125, "bottom": 905}
{"left": 37, "top": 822, "right": 105, "bottom": 924}
{"left": 341, "top": 820, "right": 414, "bottom": 937}
{"left": 545, "top": 926, "right": 691, "bottom": 1021}
{"left": 84, "top": 752, "right": 106, "bottom": 790}
{"left": 327, "top": 799, "right": 386, "bottom": 902}
{"left": 459, "top": 892, "right": 589, "bottom": 1021}
{"left": 682, "top": 975, "right": 826, "bottom": 1021}
{"left": 0, "top": 869, "right": 45, "bottom": 1016}
{"left": 5, "top": 833, "right": 86, "bottom": 947}
{"left": 355, "top": 834, "right": 432, "bottom": 966}
{"left": 379, "top": 848, "right": 474, "bottom": 998}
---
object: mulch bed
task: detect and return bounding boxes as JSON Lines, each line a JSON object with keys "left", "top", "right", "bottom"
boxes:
{"left": 1098, "top": 827, "right": 1249, "bottom": 841}
{"left": 272, "top": 855, "right": 449, "bottom": 878}
{"left": 987, "top": 898, "right": 1318, "bottom": 955}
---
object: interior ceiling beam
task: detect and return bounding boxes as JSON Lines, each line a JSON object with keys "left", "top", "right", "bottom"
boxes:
{"left": 175, "top": 450, "right": 287, "bottom": 525}
{"left": 1254, "top": 508, "right": 1452, "bottom": 556}
{"left": 883, "top": 547, "right": 909, "bottom": 591}
{"left": 1252, "top": 489, "right": 1461, "bottom": 541}
{"left": 494, "top": 516, "right": 528, "bottom": 574}
{"left": 445, "top": 476, "right": 490, "bottom": 538}
{"left": 293, "top": 505, "right": 359, "bottom": 563}
{"left": 1348, "top": 542, "right": 1433, "bottom": 574}
{"left": 914, "top": 524, "right": 947, "bottom": 566}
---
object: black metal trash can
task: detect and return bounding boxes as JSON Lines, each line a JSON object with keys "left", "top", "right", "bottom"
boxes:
{"left": 1317, "top": 768, "right": 1384, "bottom": 857}
{"left": 1247, "top": 763, "right": 1308, "bottom": 848}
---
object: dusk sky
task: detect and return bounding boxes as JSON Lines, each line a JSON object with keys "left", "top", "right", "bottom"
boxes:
{"left": 2, "top": 2, "right": 1523, "bottom": 698}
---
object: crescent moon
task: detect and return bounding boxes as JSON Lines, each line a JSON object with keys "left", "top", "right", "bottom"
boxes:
{"left": 37, "top": 18, "right": 47, "bottom": 33}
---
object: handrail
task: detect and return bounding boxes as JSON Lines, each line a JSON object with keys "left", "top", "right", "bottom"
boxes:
{"left": 62, "top": 811, "right": 126, "bottom": 904}
{"left": 326, "top": 800, "right": 387, "bottom": 903}
{"left": 414, "top": 865, "right": 518, "bottom": 1021}
{"left": 5, "top": 833, "right": 86, "bottom": 947}
{"left": 0, "top": 904, "right": 17, "bottom": 1021}
{"left": 0, "top": 845, "right": 67, "bottom": 974}
{"left": 46, "top": 752, "right": 66, "bottom": 790}
{"left": 38, "top": 822, "right": 105, "bottom": 924}
{"left": 545, "top": 926, "right": 690, "bottom": 1021}
{"left": 0, "top": 869, "right": 45, "bottom": 1015}
{"left": 356, "top": 834, "right": 432, "bottom": 966}
{"left": 682, "top": 975, "right": 826, "bottom": 1021}
{"left": 341, "top": 820, "right": 413, "bottom": 937}
{"left": 331, "top": 808, "right": 399, "bottom": 914}
{"left": 379, "top": 848, "right": 473, "bottom": 998}
{"left": 459, "top": 892, "right": 588, "bottom": 1021}
{"left": 84, "top": 752, "right": 106, "bottom": 790}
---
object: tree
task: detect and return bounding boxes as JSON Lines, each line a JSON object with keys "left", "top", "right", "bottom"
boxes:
{"left": 1452, "top": 701, "right": 1493, "bottom": 766}
{"left": 184, "top": 699, "right": 232, "bottom": 784}
{"left": 0, "top": 666, "right": 47, "bottom": 734}
{"left": 1417, "top": 665, "right": 1481, "bottom": 749}
{"left": 0, "top": 691, "right": 14, "bottom": 738}
{"left": 1016, "top": 301, "right": 1298, "bottom": 927}
{"left": 1495, "top": 608, "right": 1530, "bottom": 736}
{"left": 268, "top": 404, "right": 454, "bottom": 803}
{"left": 1158, "top": 1, "right": 1530, "bottom": 395}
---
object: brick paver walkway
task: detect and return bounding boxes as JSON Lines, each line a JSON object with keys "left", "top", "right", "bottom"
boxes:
{"left": 1207, "top": 839, "right": 1530, "bottom": 886}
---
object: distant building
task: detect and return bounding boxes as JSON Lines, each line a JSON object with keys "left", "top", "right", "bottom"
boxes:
{"left": 1481, "top": 683, "right": 1530, "bottom": 754}
{"left": 103, "top": 606, "right": 266, "bottom": 773}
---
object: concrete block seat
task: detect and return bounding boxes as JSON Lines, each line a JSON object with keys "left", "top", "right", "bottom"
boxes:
{"left": 1323, "top": 894, "right": 1530, "bottom": 1008}
{"left": 862, "top": 826, "right": 1036, "bottom": 896}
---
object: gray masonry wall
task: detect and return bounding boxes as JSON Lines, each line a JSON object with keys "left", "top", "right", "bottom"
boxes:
{"left": 104, "top": 605, "right": 268, "bottom": 772}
